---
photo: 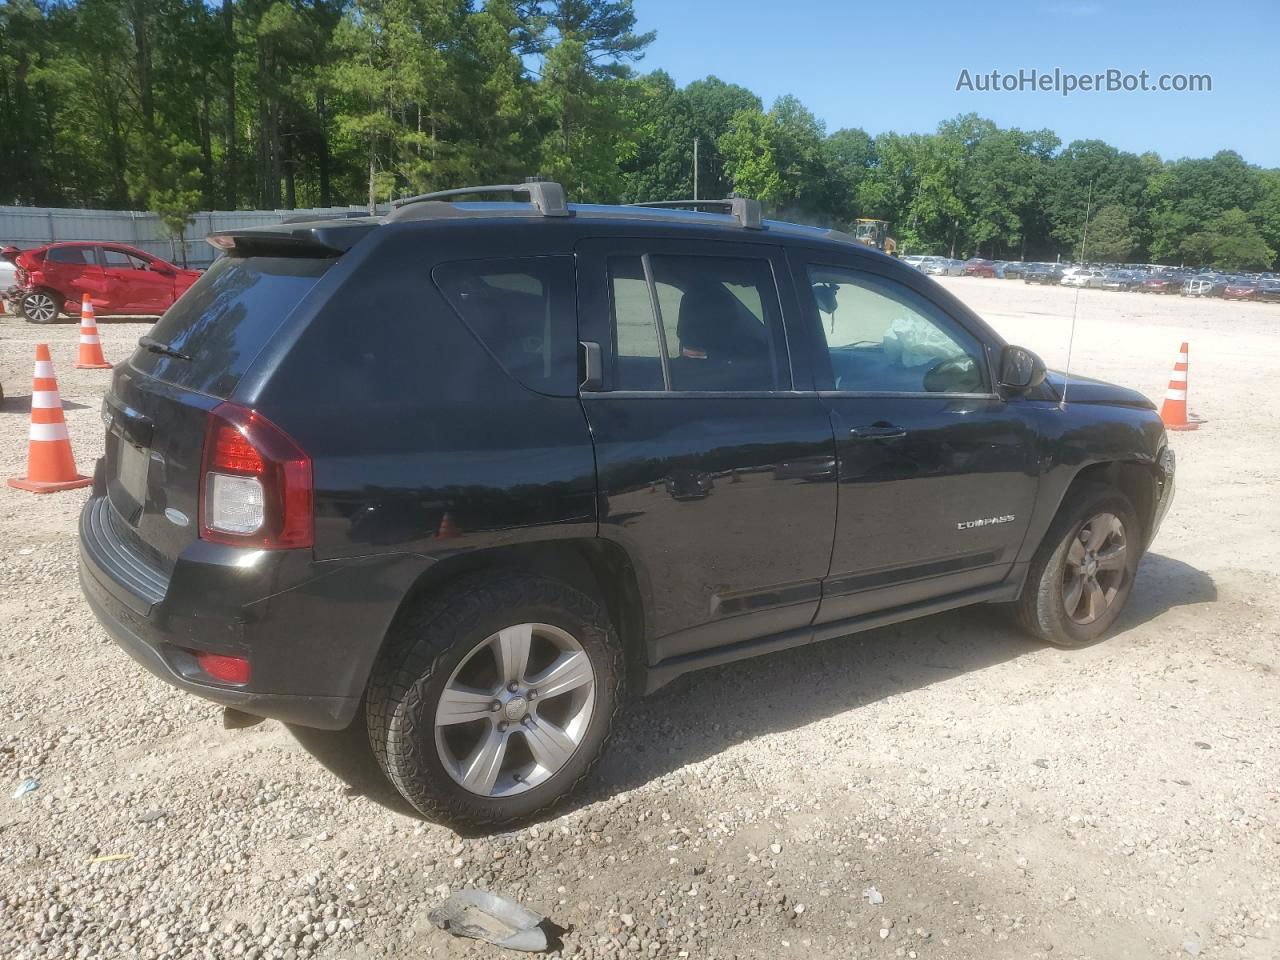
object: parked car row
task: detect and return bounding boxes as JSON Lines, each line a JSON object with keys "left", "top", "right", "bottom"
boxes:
{"left": 1, "top": 241, "right": 201, "bottom": 322}
{"left": 899, "top": 253, "right": 1280, "bottom": 301}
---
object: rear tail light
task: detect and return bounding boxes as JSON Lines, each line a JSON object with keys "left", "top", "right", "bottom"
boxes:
{"left": 199, "top": 402, "right": 313, "bottom": 548}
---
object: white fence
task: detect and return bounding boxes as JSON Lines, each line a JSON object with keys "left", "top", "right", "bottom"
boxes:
{"left": 0, "top": 204, "right": 382, "bottom": 268}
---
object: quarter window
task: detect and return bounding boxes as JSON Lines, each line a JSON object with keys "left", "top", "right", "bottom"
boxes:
{"left": 608, "top": 254, "right": 785, "bottom": 392}
{"left": 808, "top": 266, "right": 988, "bottom": 394}
{"left": 433, "top": 256, "right": 577, "bottom": 397}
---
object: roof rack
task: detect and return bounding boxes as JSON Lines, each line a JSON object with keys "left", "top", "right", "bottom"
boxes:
{"left": 628, "top": 197, "right": 763, "bottom": 230}
{"left": 389, "top": 178, "right": 570, "bottom": 218}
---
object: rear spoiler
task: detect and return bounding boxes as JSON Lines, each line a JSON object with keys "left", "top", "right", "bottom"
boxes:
{"left": 206, "top": 220, "right": 378, "bottom": 258}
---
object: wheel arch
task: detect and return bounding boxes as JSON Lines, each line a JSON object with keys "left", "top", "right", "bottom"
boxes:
{"left": 20, "top": 286, "right": 64, "bottom": 322}
{"left": 1061, "top": 460, "right": 1161, "bottom": 548}
{"left": 379, "top": 538, "right": 648, "bottom": 696}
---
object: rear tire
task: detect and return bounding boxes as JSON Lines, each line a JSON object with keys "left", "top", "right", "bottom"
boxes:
{"left": 1016, "top": 483, "right": 1141, "bottom": 648}
{"left": 21, "top": 290, "right": 62, "bottom": 324}
{"left": 366, "top": 574, "right": 622, "bottom": 828}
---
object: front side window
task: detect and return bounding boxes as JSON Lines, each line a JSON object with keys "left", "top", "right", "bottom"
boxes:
{"left": 103, "top": 248, "right": 148, "bottom": 269}
{"left": 808, "top": 265, "right": 988, "bottom": 394}
{"left": 608, "top": 253, "right": 785, "bottom": 392}
{"left": 433, "top": 256, "right": 577, "bottom": 397}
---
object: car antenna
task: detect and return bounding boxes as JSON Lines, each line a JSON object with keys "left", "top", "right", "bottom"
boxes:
{"left": 1060, "top": 179, "right": 1095, "bottom": 409}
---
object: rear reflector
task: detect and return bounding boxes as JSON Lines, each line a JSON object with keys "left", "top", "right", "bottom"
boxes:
{"left": 195, "top": 651, "right": 251, "bottom": 685}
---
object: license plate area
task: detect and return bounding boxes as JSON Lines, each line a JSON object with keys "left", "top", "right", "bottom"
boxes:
{"left": 103, "top": 396, "right": 155, "bottom": 525}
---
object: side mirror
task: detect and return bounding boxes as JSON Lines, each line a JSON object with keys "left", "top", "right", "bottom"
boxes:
{"left": 999, "top": 344, "right": 1046, "bottom": 393}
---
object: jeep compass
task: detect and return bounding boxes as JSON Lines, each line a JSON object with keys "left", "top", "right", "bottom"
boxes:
{"left": 80, "top": 181, "right": 1175, "bottom": 827}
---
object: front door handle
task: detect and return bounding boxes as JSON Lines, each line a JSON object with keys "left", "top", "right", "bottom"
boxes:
{"left": 850, "top": 422, "right": 906, "bottom": 440}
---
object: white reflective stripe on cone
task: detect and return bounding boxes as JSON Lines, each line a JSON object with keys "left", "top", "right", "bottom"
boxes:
{"left": 1177, "top": 353, "right": 1188, "bottom": 362}
{"left": 80, "top": 334, "right": 101, "bottom": 344}
{"left": 30, "top": 422, "right": 69, "bottom": 442}
{"left": 33, "top": 361, "right": 55, "bottom": 378}
{"left": 1169, "top": 373, "right": 1187, "bottom": 384}
{"left": 1165, "top": 388, "right": 1187, "bottom": 400}
{"left": 31, "top": 390, "right": 62, "bottom": 409}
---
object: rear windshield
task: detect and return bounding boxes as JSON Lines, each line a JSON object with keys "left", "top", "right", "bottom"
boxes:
{"left": 133, "top": 255, "right": 332, "bottom": 397}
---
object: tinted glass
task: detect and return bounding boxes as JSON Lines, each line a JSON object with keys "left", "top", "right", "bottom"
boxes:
{"left": 607, "top": 254, "right": 783, "bottom": 392}
{"left": 433, "top": 256, "right": 577, "bottom": 397}
{"left": 103, "top": 249, "right": 147, "bottom": 269}
{"left": 808, "top": 266, "right": 987, "bottom": 394}
{"left": 135, "top": 255, "right": 332, "bottom": 398}
{"left": 48, "top": 246, "right": 93, "bottom": 265}
{"left": 609, "top": 256, "right": 666, "bottom": 390}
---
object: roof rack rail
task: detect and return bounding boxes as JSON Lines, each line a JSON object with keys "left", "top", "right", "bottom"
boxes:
{"left": 389, "top": 178, "right": 570, "bottom": 218}
{"left": 629, "top": 196, "right": 763, "bottom": 230}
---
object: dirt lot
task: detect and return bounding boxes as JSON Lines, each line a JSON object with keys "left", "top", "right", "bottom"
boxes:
{"left": 2, "top": 280, "right": 1278, "bottom": 960}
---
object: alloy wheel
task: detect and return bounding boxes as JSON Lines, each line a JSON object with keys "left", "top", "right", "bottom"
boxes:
{"left": 434, "top": 622, "right": 596, "bottom": 797}
{"left": 1062, "top": 512, "right": 1128, "bottom": 624}
{"left": 22, "top": 292, "right": 57, "bottom": 323}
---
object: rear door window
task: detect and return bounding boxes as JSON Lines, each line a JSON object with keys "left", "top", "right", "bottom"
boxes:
{"left": 135, "top": 255, "right": 333, "bottom": 398}
{"left": 607, "top": 253, "right": 787, "bottom": 392}
{"left": 47, "top": 245, "right": 95, "bottom": 265}
{"left": 433, "top": 256, "right": 577, "bottom": 397}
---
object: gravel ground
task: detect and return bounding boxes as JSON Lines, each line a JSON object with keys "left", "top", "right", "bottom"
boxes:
{"left": 1, "top": 280, "right": 1278, "bottom": 960}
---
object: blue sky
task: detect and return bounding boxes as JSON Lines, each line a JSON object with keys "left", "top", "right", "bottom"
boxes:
{"left": 628, "top": 0, "right": 1279, "bottom": 167}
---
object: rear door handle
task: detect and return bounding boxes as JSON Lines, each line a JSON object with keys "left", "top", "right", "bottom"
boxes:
{"left": 579, "top": 340, "right": 603, "bottom": 391}
{"left": 850, "top": 422, "right": 906, "bottom": 440}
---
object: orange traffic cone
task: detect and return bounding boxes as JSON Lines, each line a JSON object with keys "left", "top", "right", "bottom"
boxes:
{"left": 75, "top": 295, "right": 112, "bottom": 369}
{"left": 437, "top": 513, "right": 461, "bottom": 539}
{"left": 1159, "top": 342, "right": 1198, "bottom": 432}
{"left": 7, "top": 345, "right": 93, "bottom": 493}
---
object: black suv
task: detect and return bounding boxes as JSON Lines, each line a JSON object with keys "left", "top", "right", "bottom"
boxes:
{"left": 1024, "top": 263, "right": 1064, "bottom": 285}
{"left": 80, "top": 181, "right": 1174, "bottom": 826}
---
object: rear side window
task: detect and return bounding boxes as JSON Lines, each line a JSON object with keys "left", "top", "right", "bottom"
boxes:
{"left": 433, "top": 256, "right": 577, "bottom": 397}
{"left": 48, "top": 246, "right": 94, "bottom": 265}
{"left": 608, "top": 253, "right": 785, "bottom": 392}
{"left": 135, "top": 255, "right": 332, "bottom": 398}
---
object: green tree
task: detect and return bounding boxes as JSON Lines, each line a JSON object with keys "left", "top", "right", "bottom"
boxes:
{"left": 520, "top": 0, "right": 653, "bottom": 199}
{"left": 1181, "top": 208, "right": 1275, "bottom": 270}
{"left": 1083, "top": 204, "right": 1136, "bottom": 262}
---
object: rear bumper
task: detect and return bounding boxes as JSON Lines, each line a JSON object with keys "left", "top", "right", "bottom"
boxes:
{"left": 80, "top": 558, "right": 357, "bottom": 728}
{"left": 79, "top": 492, "right": 431, "bottom": 730}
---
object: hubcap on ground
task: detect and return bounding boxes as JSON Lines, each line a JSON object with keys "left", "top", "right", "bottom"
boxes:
{"left": 1062, "top": 511, "right": 1128, "bottom": 625}
{"left": 434, "top": 622, "right": 595, "bottom": 797}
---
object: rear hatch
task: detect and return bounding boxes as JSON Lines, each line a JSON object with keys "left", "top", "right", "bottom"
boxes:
{"left": 101, "top": 253, "right": 337, "bottom": 576}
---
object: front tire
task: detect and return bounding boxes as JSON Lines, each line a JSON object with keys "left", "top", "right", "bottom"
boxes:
{"left": 1016, "top": 483, "right": 1141, "bottom": 647}
{"left": 366, "top": 574, "right": 622, "bottom": 828}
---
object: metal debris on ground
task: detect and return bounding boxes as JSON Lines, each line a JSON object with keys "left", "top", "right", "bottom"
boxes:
{"left": 429, "top": 888, "right": 549, "bottom": 952}
{"left": 12, "top": 778, "right": 39, "bottom": 799}
{"left": 863, "top": 886, "right": 884, "bottom": 905}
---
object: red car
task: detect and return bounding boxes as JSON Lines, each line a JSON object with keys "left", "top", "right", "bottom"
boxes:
{"left": 6, "top": 241, "right": 200, "bottom": 324}
{"left": 1222, "top": 280, "right": 1260, "bottom": 301}
{"left": 962, "top": 258, "right": 997, "bottom": 278}
{"left": 1140, "top": 275, "right": 1182, "bottom": 295}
